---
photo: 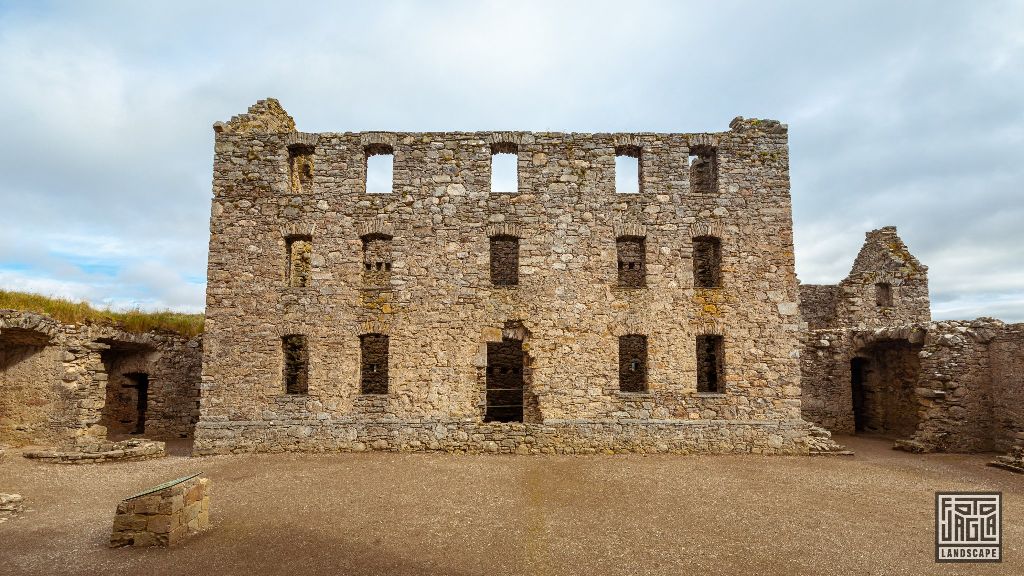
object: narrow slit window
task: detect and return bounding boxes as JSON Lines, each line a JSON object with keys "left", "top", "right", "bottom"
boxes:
{"left": 288, "top": 144, "right": 315, "bottom": 193}
{"left": 696, "top": 334, "right": 724, "bottom": 393}
{"left": 286, "top": 235, "right": 312, "bottom": 288}
{"left": 360, "top": 334, "right": 389, "bottom": 394}
{"left": 282, "top": 335, "right": 309, "bottom": 395}
{"left": 491, "top": 143, "right": 518, "bottom": 193}
{"left": 615, "top": 145, "right": 641, "bottom": 194}
{"left": 689, "top": 146, "right": 717, "bottom": 194}
{"left": 361, "top": 233, "right": 393, "bottom": 287}
{"left": 618, "top": 335, "right": 648, "bottom": 392}
{"left": 616, "top": 235, "right": 646, "bottom": 288}
{"left": 693, "top": 236, "right": 722, "bottom": 288}
{"left": 875, "top": 283, "right": 893, "bottom": 307}
{"left": 490, "top": 235, "right": 519, "bottom": 286}
{"left": 365, "top": 144, "right": 394, "bottom": 194}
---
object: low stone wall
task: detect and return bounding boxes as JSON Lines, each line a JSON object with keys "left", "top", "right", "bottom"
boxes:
{"left": 24, "top": 439, "right": 165, "bottom": 464}
{"left": 0, "top": 493, "right": 24, "bottom": 522}
{"left": 194, "top": 418, "right": 840, "bottom": 455}
{"left": 110, "top": 476, "right": 211, "bottom": 547}
{"left": 0, "top": 310, "right": 201, "bottom": 448}
{"left": 990, "top": 433, "right": 1024, "bottom": 474}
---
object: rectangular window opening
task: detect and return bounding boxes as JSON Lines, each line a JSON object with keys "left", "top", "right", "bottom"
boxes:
{"left": 288, "top": 144, "right": 314, "bottom": 193}
{"left": 616, "top": 236, "right": 646, "bottom": 288}
{"left": 365, "top": 145, "right": 394, "bottom": 194}
{"left": 491, "top": 143, "right": 518, "bottom": 193}
{"left": 696, "top": 335, "right": 724, "bottom": 393}
{"left": 615, "top": 145, "right": 641, "bottom": 194}
{"left": 875, "top": 283, "right": 893, "bottom": 307}
{"left": 282, "top": 335, "right": 309, "bottom": 395}
{"left": 693, "top": 236, "right": 722, "bottom": 288}
{"left": 490, "top": 236, "right": 519, "bottom": 286}
{"left": 485, "top": 338, "right": 525, "bottom": 422}
{"left": 689, "top": 146, "right": 717, "bottom": 194}
{"left": 286, "top": 235, "right": 312, "bottom": 288}
{"left": 360, "top": 334, "right": 389, "bottom": 394}
{"left": 618, "top": 335, "right": 648, "bottom": 392}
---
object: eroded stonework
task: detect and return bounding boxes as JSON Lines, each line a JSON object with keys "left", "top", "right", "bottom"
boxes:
{"left": 800, "top": 228, "right": 1024, "bottom": 458}
{"left": 194, "top": 98, "right": 833, "bottom": 455}
{"left": 0, "top": 310, "right": 202, "bottom": 448}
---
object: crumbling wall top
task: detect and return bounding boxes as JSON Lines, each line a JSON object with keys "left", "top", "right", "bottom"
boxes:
{"left": 846, "top": 226, "right": 927, "bottom": 281}
{"left": 213, "top": 98, "right": 295, "bottom": 135}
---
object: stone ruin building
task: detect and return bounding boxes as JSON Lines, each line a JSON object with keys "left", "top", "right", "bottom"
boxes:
{"left": 194, "top": 98, "right": 839, "bottom": 455}
{"left": 1, "top": 97, "right": 1021, "bottom": 467}
{"left": 0, "top": 310, "right": 201, "bottom": 450}
{"left": 800, "top": 226, "right": 1024, "bottom": 465}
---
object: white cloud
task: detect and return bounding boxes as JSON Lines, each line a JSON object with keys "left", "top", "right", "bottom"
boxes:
{"left": 0, "top": 1, "right": 1021, "bottom": 320}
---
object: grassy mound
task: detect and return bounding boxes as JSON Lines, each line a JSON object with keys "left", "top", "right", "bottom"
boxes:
{"left": 0, "top": 290, "right": 204, "bottom": 338}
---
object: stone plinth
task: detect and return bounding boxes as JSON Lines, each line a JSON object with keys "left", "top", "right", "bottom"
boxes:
{"left": 110, "top": 475, "right": 210, "bottom": 547}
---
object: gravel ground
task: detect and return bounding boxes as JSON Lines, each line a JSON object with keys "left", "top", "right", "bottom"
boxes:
{"left": 0, "top": 435, "right": 1020, "bottom": 576}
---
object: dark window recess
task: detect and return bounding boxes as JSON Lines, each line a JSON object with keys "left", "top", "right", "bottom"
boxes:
{"left": 490, "top": 236, "right": 519, "bottom": 286}
{"left": 288, "top": 144, "right": 315, "bottom": 193}
{"left": 618, "top": 335, "right": 648, "bottom": 392}
{"left": 286, "top": 235, "right": 312, "bottom": 288}
{"left": 693, "top": 236, "right": 722, "bottom": 288}
{"left": 485, "top": 338, "right": 524, "bottom": 422}
{"left": 689, "top": 145, "right": 718, "bottom": 194}
{"left": 696, "top": 335, "right": 724, "bottom": 393}
{"left": 875, "top": 283, "right": 893, "bottom": 307}
{"left": 283, "top": 335, "right": 309, "bottom": 394}
{"left": 362, "top": 234, "right": 393, "bottom": 287}
{"left": 360, "top": 334, "right": 389, "bottom": 394}
{"left": 614, "top": 145, "right": 642, "bottom": 194}
{"left": 616, "top": 236, "right": 646, "bottom": 288}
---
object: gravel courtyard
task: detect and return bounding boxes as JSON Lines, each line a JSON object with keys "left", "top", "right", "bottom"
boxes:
{"left": 1, "top": 436, "right": 1020, "bottom": 576}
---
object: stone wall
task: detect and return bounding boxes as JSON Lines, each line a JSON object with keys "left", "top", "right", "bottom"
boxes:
{"left": 196, "top": 99, "right": 821, "bottom": 455}
{"left": 990, "top": 324, "right": 1024, "bottom": 452}
{"left": 0, "top": 310, "right": 202, "bottom": 447}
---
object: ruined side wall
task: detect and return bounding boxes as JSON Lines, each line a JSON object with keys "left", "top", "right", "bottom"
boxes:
{"left": 800, "top": 329, "right": 855, "bottom": 433}
{"left": 146, "top": 338, "right": 202, "bottom": 439}
{"left": 909, "top": 320, "right": 996, "bottom": 452}
{"left": 198, "top": 102, "right": 809, "bottom": 454}
{"left": 0, "top": 310, "right": 201, "bottom": 447}
{"left": 799, "top": 284, "right": 840, "bottom": 330}
{"left": 0, "top": 341, "right": 65, "bottom": 445}
{"left": 990, "top": 324, "right": 1024, "bottom": 452}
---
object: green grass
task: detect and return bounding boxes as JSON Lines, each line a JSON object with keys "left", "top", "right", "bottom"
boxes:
{"left": 0, "top": 290, "right": 204, "bottom": 338}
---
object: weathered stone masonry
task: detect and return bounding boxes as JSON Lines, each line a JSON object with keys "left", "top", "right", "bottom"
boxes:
{"left": 0, "top": 310, "right": 202, "bottom": 448}
{"left": 194, "top": 98, "right": 836, "bottom": 455}
{"left": 800, "top": 227, "right": 1024, "bottom": 458}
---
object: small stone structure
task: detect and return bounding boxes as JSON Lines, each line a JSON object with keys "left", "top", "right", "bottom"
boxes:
{"left": 195, "top": 98, "right": 838, "bottom": 455}
{"left": 23, "top": 438, "right": 165, "bottom": 464}
{"left": 0, "top": 310, "right": 202, "bottom": 448}
{"left": 0, "top": 493, "right": 24, "bottom": 522}
{"left": 110, "top": 474, "right": 211, "bottom": 547}
{"left": 800, "top": 227, "right": 1024, "bottom": 460}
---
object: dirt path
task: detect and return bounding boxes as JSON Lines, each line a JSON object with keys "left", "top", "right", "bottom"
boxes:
{"left": 0, "top": 436, "right": 1020, "bottom": 575}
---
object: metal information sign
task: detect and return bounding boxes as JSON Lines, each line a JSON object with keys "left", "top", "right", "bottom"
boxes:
{"left": 126, "top": 472, "right": 202, "bottom": 500}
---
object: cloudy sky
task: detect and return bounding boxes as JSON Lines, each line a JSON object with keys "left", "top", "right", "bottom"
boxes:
{"left": 1, "top": 1, "right": 1021, "bottom": 320}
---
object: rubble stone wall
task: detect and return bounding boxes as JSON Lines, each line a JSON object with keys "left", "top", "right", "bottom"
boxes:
{"left": 0, "top": 310, "right": 201, "bottom": 447}
{"left": 990, "top": 324, "right": 1024, "bottom": 452}
{"left": 196, "top": 99, "right": 816, "bottom": 455}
